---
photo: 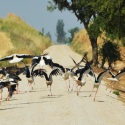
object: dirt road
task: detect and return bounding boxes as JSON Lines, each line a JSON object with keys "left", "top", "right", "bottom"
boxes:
{"left": 0, "top": 45, "right": 125, "bottom": 125}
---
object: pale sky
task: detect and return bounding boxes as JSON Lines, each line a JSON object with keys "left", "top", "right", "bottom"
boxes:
{"left": 0, "top": 0, "right": 83, "bottom": 41}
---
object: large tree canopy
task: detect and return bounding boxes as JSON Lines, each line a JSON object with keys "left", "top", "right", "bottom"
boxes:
{"left": 47, "top": 0, "right": 125, "bottom": 66}
{"left": 96, "top": 0, "right": 125, "bottom": 39}
{"left": 48, "top": 0, "right": 99, "bottom": 66}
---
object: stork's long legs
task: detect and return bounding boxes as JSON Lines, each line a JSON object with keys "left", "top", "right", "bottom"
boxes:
{"left": 6, "top": 93, "right": 10, "bottom": 101}
{"left": 93, "top": 88, "right": 99, "bottom": 101}
{"left": 16, "top": 84, "right": 19, "bottom": 94}
{"left": 68, "top": 79, "right": 70, "bottom": 90}
{"left": 89, "top": 85, "right": 99, "bottom": 101}
{"left": 0, "top": 89, "right": 3, "bottom": 100}
{"left": 0, "top": 93, "right": 2, "bottom": 100}
{"left": 77, "top": 85, "right": 82, "bottom": 95}
{"left": 48, "top": 85, "right": 52, "bottom": 96}
{"left": 0, "top": 90, "right": 2, "bottom": 104}
{"left": 6, "top": 88, "right": 11, "bottom": 101}
{"left": 89, "top": 87, "right": 94, "bottom": 97}
{"left": 50, "top": 85, "right": 52, "bottom": 96}
{"left": 76, "top": 84, "right": 82, "bottom": 96}
{"left": 79, "top": 86, "right": 82, "bottom": 91}
{"left": 65, "top": 80, "right": 70, "bottom": 91}
{"left": 76, "top": 84, "right": 79, "bottom": 96}
{"left": 71, "top": 81, "right": 75, "bottom": 91}
{"left": 28, "top": 80, "right": 34, "bottom": 92}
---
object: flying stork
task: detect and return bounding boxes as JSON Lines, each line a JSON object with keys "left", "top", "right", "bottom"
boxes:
{"left": 0, "top": 54, "right": 34, "bottom": 63}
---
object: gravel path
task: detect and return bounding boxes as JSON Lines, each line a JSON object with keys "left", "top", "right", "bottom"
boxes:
{"left": 0, "top": 45, "right": 125, "bottom": 125}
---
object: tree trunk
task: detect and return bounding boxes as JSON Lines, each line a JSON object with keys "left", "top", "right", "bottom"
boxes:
{"left": 101, "top": 57, "right": 106, "bottom": 68}
{"left": 89, "top": 37, "right": 98, "bottom": 66}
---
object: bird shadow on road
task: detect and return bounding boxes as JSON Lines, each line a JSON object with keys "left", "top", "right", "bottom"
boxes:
{"left": 7, "top": 100, "right": 51, "bottom": 106}
{"left": 0, "top": 106, "right": 24, "bottom": 111}
{"left": 16, "top": 89, "right": 47, "bottom": 94}
{"left": 79, "top": 95, "right": 89, "bottom": 97}
{"left": 94, "top": 100, "right": 105, "bottom": 102}
{"left": 79, "top": 95, "right": 106, "bottom": 102}
{"left": 1, "top": 98, "right": 18, "bottom": 103}
{"left": 40, "top": 95, "right": 63, "bottom": 99}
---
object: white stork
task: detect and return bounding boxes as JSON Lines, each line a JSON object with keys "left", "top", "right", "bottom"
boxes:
{"left": 89, "top": 68, "right": 110, "bottom": 101}
{"left": 0, "top": 54, "right": 34, "bottom": 63}
{"left": 106, "top": 68, "right": 125, "bottom": 93}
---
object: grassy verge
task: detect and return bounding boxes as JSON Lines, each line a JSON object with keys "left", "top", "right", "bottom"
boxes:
{"left": 0, "top": 13, "right": 52, "bottom": 66}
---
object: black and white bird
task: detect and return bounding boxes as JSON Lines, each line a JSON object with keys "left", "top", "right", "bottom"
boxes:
{"left": 72, "top": 62, "right": 93, "bottom": 96}
{"left": 40, "top": 56, "right": 72, "bottom": 90}
{"left": 69, "top": 54, "right": 92, "bottom": 91}
{"left": 50, "top": 64, "right": 73, "bottom": 91}
{"left": 0, "top": 67, "right": 9, "bottom": 99}
{"left": 0, "top": 67, "right": 7, "bottom": 79}
{"left": 0, "top": 54, "right": 34, "bottom": 63}
{"left": 0, "top": 67, "right": 22, "bottom": 93}
{"left": 0, "top": 78, "right": 18, "bottom": 102}
{"left": 0, "top": 67, "right": 22, "bottom": 99}
{"left": 106, "top": 68, "right": 125, "bottom": 92}
{"left": 45, "top": 55, "right": 87, "bottom": 91}
{"left": 89, "top": 68, "right": 110, "bottom": 101}
{"left": 69, "top": 53, "right": 88, "bottom": 71}
{"left": 23, "top": 63, "right": 37, "bottom": 91}
{"left": 31, "top": 53, "right": 51, "bottom": 67}
{"left": 7, "top": 71, "right": 22, "bottom": 94}
{"left": 33, "top": 68, "right": 61, "bottom": 96}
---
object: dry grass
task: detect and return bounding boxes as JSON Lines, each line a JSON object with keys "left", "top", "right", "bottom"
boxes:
{"left": 0, "top": 32, "right": 14, "bottom": 57}
{"left": 0, "top": 13, "right": 52, "bottom": 66}
{"left": 70, "top": 29, "right": 104, "bottom": 60}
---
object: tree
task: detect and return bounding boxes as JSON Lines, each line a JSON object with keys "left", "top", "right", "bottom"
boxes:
{"left": 96, "top": 0, "right": 125, "bottom": 40}
{"left": 46, "top": 32, "right": 52, "bottom": 40}
{"left": 42, "top": 28, "right": 45, "bottom": 35}
{"left": 56, "top": 19, "right": 66, "bottom": 43}
{"left": 99, "top": 40, "right": 121, "bottom": 68}
{"left": 39, "top": 28, "right": 45, "bottom": 36}
{"left": 68, "top": 27, "right": 79, "bottom": 42}
{"left": 47, "top": 0, "right": 102, "bottom": 66}
{"left": 47, "top": 0, "right": 125, "bottom": 66}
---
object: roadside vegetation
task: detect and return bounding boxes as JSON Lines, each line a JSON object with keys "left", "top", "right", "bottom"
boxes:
{"left": 0, "top": 13, "right": 52, "bottom": 66}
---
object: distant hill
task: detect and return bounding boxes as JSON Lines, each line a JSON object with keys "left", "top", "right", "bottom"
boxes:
{"left": 0, "top": 13, "right": 52, "bottom": 66}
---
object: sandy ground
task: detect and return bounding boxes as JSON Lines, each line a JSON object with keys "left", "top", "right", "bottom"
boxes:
{"left": 0, "top": 45, "right": 125, "bottom": 125}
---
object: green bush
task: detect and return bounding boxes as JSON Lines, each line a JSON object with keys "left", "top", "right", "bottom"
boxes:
{"left": 99, "top": 40, "right": 121, "bottom": 68}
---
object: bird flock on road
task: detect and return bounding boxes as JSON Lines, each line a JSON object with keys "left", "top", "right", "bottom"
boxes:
{"left": 0, "top": 53, "right": 124, "bottom": 104}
